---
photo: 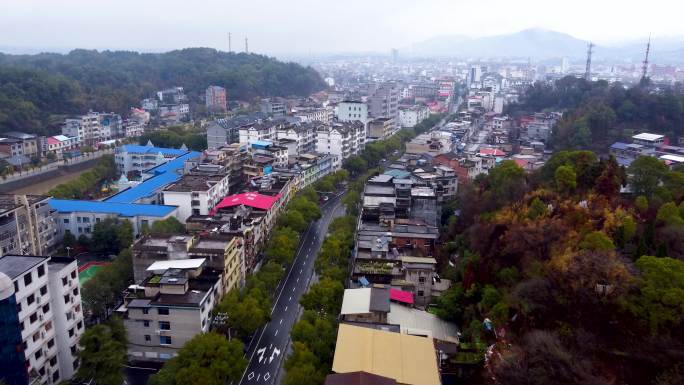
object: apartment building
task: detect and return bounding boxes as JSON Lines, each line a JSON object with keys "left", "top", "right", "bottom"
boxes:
{"left": 205, "top": 85, "right": 227, "bottom": 113}
{"left": 260, "top": 98, "right": 286, "bottom": 117}
{"left": 162, "top": 172, "right": 231, "bottom": 221}
{"left": 46, "top": 135, "right": 77, "bottom": 159}
{"left": 132, "top": 234, "right": 244, "bottom": 295}
{"left": 0, "top": 195, "right": 57, "bottom": 257}
{"left": 114, "top": 144, "right": 188, "bottom": 178}
{"left": 1, "top": 132, "right": 40, "bottom": 159}
{"left": 336, "top": 100, "right": 369, "bottom": 126}
{"left": 206, "top": 113, "right": 268, "bottom": 149}
{"left": 0, "top": 255, "right": 84, "bottom": 385}
{"left": 316, "top": 121, "right": 365, "bottom": 169}
{"left": 62, "top": 112, "right": 104, "bottom": 146}
{"left": 368, "top": 82, "right": 399, "bottom": 123}
{"left": 118, "top": 258, "right": 222, "bottom": 362}
{"left": 368, "top": 118, "right": 395, "bottom": 140}
{"left": 292, "top": 106, "right": 333, "bottom": 124}
{"left": 276, "top": 122, "right": 317, "bottom": 157}
{"left": 398, "top": 105, "right": 430, "bottom": 128}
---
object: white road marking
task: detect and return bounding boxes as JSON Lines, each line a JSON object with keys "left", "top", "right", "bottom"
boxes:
{"left": 274, "top": 329, "right": 278, "bottom": 336}
{"left": 299, "top": 268, "right": 302, "bottom": 274}
{"left": 269, "top": 347, "right": 281, "bottom": 363}
{"left": 292, "top": 286, "right": 296, "bottom": 291}
{"left": 284, "top": 306, "right": 288, "bottom": 312}
{"left": 288, "top": 296, "right": 292, "bottom": 302}
{"left": 263, "top": 372, "right": 271, "bottom": 381}
{"left": 257, "top": 373, "right": 261, "bottom": 381}
{"left": 257, "top": 347, "right": 267, "bottom": 363}
{"left": 279, "top": 319, "right": 283, "bottom": 325}
{"left": 248, "top": 372, "right": 255, "bottom": 380}
{"left": 296, "top": 278, "right": 299, "bottom": 283}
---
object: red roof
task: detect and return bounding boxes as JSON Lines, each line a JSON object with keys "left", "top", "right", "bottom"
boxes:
{"left": 390, "top": 288, "right": 414, "bottom": 305}
{"left": 513, "top": 159, "right": 529, "bottom": 168}
{"left": 479, "top": 148, "right": 505, "bottom": 157}
{"left": 211, "top": 192, "right": 280, "bottom": 214}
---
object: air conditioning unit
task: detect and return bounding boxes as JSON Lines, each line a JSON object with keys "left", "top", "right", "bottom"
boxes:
{"left": 39, "top": 314, "right": 44, "bottom": 322}
{"left": 70, "top": 297, "right": 74, "bottom": 304}
{"left": 68, "top": 280, "right": 73, "bottom": 287}
{"left": 36, "top": 296, "right": 42, "bottom": 304}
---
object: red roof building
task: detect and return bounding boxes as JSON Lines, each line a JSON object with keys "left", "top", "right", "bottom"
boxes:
{"left": 390, "top": 288, "right": 414, "bottom": 305}
{"left": 211, "top": 192, "right": 280, "bottom": 215}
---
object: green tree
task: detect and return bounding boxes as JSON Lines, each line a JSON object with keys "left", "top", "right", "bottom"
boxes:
{"left": 150, "top": 216, "right": 186, "bottom": 234}
{"left": 527, "top": 197, "right": 547, "bottom": 219}
{"left": 300, "top": 278, "right": 344, "bottom": 316}
{"left": 627, "top": 256, "right": 684, "bottom": 333}
{"left": 149, "top": 332, "right": 247, "bottom": 385}
{"left": 214, "top": 290, "right": 270, "bottom": 339}
{"left": 265, "top": 227, "right": 300, "bottom": 265}
{"left": 554, "top": 165, "right": 577, "bottom": 192}
{"left": 579, "top": 231, "right": 615, "bottom": 252}
{"left": 279, "top": 210, "right": 308, "bottom": 233}
{"left": 629, "top": 156, "right": 669, "bottom": 197}
{"left": 76, "top": 320, "right": 126, "bottom": 385}
{"left": 656, "top": 202, "right": 684, "bottom": 226}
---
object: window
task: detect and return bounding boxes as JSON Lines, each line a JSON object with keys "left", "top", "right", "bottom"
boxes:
{"left": 142, "top": 308, "right": 149, "bottom": 315}
{"left": 76, "top": 217, "right": 81, "bottom": 223}
{"left": 418, "top": 277, "right": 426, "bottom": 284}
{"left": 157, "top": 308, "right": 169, "bottom": 315}
{"left": 27, "top": 294, "right": 35, "bottom": 305}
{"left": 42, "top": 304, "right": 50, "bottom": 314}
{"left": 77, "top": 321, "right": 83, "bottom": 330}
{"left": 70, "top": 345, "right": 77, "bottom": 355}
{"left": 20, "top": 321, "right": 24, "bottom": 331}
{"left": 40, "top": 285, "right": 47, "bottom": 295}
{"left": 37, "top": 265, "right": 45, "bottom": 277}
{"left": 73, "top": 288, "right": 79, "bottom": 296}
{"left": 63, "top": 218, "right": 69, "bottom": 224}
{"left": 38, "top": 366, "right": 45, "bottom": 376}
{"left": 68, "top": 328, "right": 74, "bottom": 337}
{"left": 34, "top": 349, "right": 42, "bottom": 359}
{"left": 143, "top": 320, "right": 150, "bottom": 327}
{"left": 64, "top": 294, "right": 70, "bottom": 304}
{"left": 52, "top": 371, "right": 59, "bottom": 383}
{"left": 23, "top": 272, "right": 32, "bottom": 286}
{"left": 71, "top": 270, "right": 76, "bottom": 279}
{"left": 47, "top": 339, "right": 54, "bottom": 349}
{"left": 50, "top": 357, "right": 57, "bottom": 367}
{"left": 33, "top": 332, "right": 40, "bottom": 342}
{"left": 144, "top": 335, "right": 151, "bottom": 342}
{"left": 73, "top": 359, "right": 79, "bottom": 370}
{"left": 159, "top": 336, "right": 172, "bottom": 345}
{"left": 13, "top": 281, "right": 18, "bottom": 292}
{"left": 62, "top": 277, "right": 68, "bottom": 286}
{"left": 159, "top": 321, "right": 170, "bottom": 330}
{"left": 29, "top": 312, "right": 37, "bottom": 323}
{"left": 417, "top": 290, "right": 424, "bottom": 297}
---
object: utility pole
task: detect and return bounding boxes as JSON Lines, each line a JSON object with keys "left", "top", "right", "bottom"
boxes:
{"left": 245, "top": 37, "right": 249, "bottom": 54}
{"left": 584, "top": 42, "right": 594, "bottom": 81}
{"left": 228, "top": 32, "right": 232, "bottom": 53}
{"left": 641, "top": 34, "right": 651, "bottom": 83}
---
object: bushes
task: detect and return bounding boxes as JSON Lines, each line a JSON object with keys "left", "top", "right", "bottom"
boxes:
{"left": 81, "top": 248, "right": 133, "bottom": 321}
{"left": 76, "top": 317, "right": 127, "bottom": 385}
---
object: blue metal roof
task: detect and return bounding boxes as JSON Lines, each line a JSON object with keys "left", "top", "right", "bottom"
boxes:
{"left": 610, "top": 142, "right": 629, "bottom": 150}
{"left": 49, "top": 199, "right": 176, "bottom": 217}
{"left": 383, "top": 169, "right": 410, "bottom": 179}
{"left": 120, "top": 144, "right": 187, "bottom": 157}
{"left": 105, "top": 151, "right": 201, "bottom": 204}
{"left": 250, "top": 140, "right": 273, "bottom": 149}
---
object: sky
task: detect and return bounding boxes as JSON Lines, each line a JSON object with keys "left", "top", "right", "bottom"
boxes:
{"left": 1, "top": 0, "right": 682, "bottom": 56}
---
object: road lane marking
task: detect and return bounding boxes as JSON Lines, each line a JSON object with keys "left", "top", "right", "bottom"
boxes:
{"left": 279, "top": 319, "right": 283, "bottom": 325}
{"left": 285, "top": 306, "right": 288, "bottom": 312}
{"left": 299, "top": 268, "right": 302, "bottom": 274}
{"left": 296, "top": 278, "right": 299, "bottom": 283}
{"left": 292, "top": 286, "right": 296, "bottom": 291}
{"left": 274, "top": 329, "right": 278, "bottom": 336}
{"left": 288, "top": 296, "right": 291, "bottom": 302}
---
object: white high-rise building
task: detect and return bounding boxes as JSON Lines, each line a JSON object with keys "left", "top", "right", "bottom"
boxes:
{"left": 316, "top": 121, "right": 365, "bottom": 169}
{"left": 0, "top": 255, "right": 84, "bottom": 385}
{"left": 468, "top": 66, "right": 482, "bottom": 87}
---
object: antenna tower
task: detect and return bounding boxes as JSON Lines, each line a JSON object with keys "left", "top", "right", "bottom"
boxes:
{"left": 641, "top": 34, "right": 651, "bottom": 82}
{"left": 245, "top": 38, "right": 249, "bottom": 54}
{"left": 584, "top": 42, "right": 594, "bottom": 81}
{"left": 228, "top": 32, "right": 232, "bottom": 53}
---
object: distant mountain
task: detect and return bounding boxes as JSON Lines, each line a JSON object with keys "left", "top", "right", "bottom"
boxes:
{"left": 411, "top": 28, "right": 684, "bottom": 63}
{"left": 411, "top": 28, "right": 589, "bottom": 59}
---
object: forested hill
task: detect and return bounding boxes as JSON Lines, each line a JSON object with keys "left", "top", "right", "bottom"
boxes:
{"left": 506, "top": 76, "right": 684, "bottom": 151}
{"left": 0, "top": 48, "right": 326, "bottom": 135}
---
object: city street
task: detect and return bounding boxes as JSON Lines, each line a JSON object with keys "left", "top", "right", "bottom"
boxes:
{"left": 238, "top": 190, "right": 347, "bottom": 385}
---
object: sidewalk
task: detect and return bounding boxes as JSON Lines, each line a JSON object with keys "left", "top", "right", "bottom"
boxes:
{"left": 0, "top": 148, "right": 113, "bottom": 185}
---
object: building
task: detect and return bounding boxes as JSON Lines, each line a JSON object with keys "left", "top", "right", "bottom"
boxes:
{"left": 206, "top": 113, "right": 268, "bottom": 149}
{"left": 239, "top": 121, "right": 281, "bottom": 144}
{"left": 46, "top": 135, "right": 77, "bottom": 158}
{"left": 205, "top": 85, "right": 227, "bottom": 113}
{"left": 260, "top": 98, "right": 286, "bottom": 117}
{"left": 0, "top": 255, "right": 84, "bottom": 385}
{"left": 368, "top": 118, "right": 394, "bottom": 140}
{"left": 325, "top": 372, "right": 396, "bottom": 385}
{"left": 632, "top": 133, "right": 665, "bottom": 148}
{"left": 131, "top": 234, "right": 244, "bottom": 294}
{"left": 50, "top": 200, "right": 179, "bottom": 239}
{"left": 292, "top": 106, "right": 333, "bottom": 124}
{"left": 331, "top": 324, "right": 441, "bottom": 385}
{"left": 468, "top": 65, "right": 482, "bottom": 87}
{"left": 118, "top": 258, "right": 222, "bottom": 362}
{"left": 0, "top": 195, "right": 57, "bottom": 257}
{"left": 316, "top": 121, "right": 366, "bottom": 169}
{"left": 368, "top": 82, "right": 399, "bottom": 124}
{"left": 398, "top": 105, "right": 429, "bottom": 128}
{"left": 162, "top": 172, "right": 231, "bottom": 222}
{"left": 114, "top": 144, "right": 189, "bottom": 179}
{"left": 62, "top": 112, "right": 105, "bottom": 146}
{"left": 341, "top": 287, "right": 390, "bottom": 324}
{"left": 1, "top": 132, "right": 40, "bottom": 160}
{"left": 277, "top": 122, "right": 317, "bottom": 157}
{"left": 337, "top": 100, "right": 369, "bottom": 131}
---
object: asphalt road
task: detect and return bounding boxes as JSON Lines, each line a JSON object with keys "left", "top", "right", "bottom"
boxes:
{"left": 238, "top": 191, "right": 346, "bottom": 385}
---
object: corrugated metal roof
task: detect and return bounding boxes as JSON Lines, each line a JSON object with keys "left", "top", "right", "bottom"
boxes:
{"left": 49, "top": 199, "right": 177, "bottom": 217}
{"left": 146, "top": 258, "right": 206, "bottom": 272}
{"left": 120, "top": 144, "right": 187, "bottom": 156}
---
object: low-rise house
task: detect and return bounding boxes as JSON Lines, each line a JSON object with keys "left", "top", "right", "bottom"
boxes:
{"left": 341, "top": 287, "right": 391, "bottom": 324}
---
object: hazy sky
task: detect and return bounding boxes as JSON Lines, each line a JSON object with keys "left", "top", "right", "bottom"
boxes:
{"left": 1, "top": 0, "right": 682, "bottom": 55}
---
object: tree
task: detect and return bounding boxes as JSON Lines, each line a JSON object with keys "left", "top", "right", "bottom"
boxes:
{"left": 149, "top": 332, "right": 247, "bottom": 385}
{"left": 279, "top": 210, "right": 308, "bottom": 233}
{"left": 629, "top": 156, "right": 669, "bottom": 197}
{"left": 300, "top": 278, "right": 344, "bottom": 316}
{"left": 150, "top": 216, "right": 186, "bottom": 234}
{"left": 214, "top": 290, "right": 270, "bottom": 339}
{"left": 343, "top": 156, "right": 367, "bottom": 176}
{"left": 76, "top": 319, "right": 126, "bottom": 385}
{"left": 527, "top": 197, "right": 547, "bottom": 220}
{"left": 579, "top": 231, "right": 615, "bottom": 252}
{"left": 555, "top": 165, "right": 577, "bottom": 192}
{"left": 265, "top": 227, "right": 300, "bottom": 265}
{"left": 656, "top": 202, "right": 684, "bottom": 226}
{"left": 627, "top": 256, "right": 684, "bottom": 333}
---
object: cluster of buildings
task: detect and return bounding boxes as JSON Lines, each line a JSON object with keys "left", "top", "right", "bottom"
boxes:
{"left": 611, "top": 132, "right": 684, "bottom": 168}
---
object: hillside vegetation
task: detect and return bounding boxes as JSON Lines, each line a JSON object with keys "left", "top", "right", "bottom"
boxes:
{"left": 0, "top": 48, "right": 326, "bottom": 135}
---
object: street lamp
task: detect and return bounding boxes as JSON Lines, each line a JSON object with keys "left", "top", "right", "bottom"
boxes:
{"left": 66, "top": 246, "right": 72, "bottom": 258}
